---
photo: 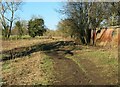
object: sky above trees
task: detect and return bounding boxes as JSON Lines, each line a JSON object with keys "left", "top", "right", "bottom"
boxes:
{"left": 18, "top": 2, "right": 63, "bottom": 30}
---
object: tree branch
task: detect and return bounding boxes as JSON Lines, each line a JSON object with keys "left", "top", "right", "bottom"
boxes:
{"left": 6, "top": 2, "right": 12, "bottom": 11}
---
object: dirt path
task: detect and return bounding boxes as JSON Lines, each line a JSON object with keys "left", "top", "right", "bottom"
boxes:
{"left": 45, "top": 51, "right": 91, "bottom": 85}
{"left": 45, "top": 49, "right": 111, "bottom": 85}
{"left": 2, "top": 40, "right": 117, "bottom": 85}
{"left": 75, "top": 57, "right": 107, "bottom": 85}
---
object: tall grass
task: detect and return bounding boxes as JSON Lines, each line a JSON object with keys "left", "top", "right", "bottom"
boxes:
{"left": 1, "top": 35, "right": 58, "bottom": 40}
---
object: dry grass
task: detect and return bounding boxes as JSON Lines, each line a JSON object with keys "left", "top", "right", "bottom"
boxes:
{"left": 1, "top": 37, "right": 118, "bottom": 85}
{"left": 1, "top": 38, "right": 57, "bottom": 85}
{"left": 1, "top": 39, "right": 55, "bottom": 51}
{"left": 2, "top": 51, "right": 54, "bottom": 85}
{"left": 66, "top": 45, "right": 118, "bottom": 84}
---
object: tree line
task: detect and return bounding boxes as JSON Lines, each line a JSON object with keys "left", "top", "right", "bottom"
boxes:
{"left": 0, "top": 1, "right": 120, "bottom": 44}
{"left": 57, "top": 2, "right": 120, "bottom": 45}
{"left": 0, "top": 1, "right": 46, "bottom": 39}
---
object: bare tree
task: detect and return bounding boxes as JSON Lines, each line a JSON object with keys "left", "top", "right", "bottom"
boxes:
{"left": 0, "top": 0, "right": 22, "bottom": 38}
{"left": 59, "top": 1, "right": 120, "bottom": 45}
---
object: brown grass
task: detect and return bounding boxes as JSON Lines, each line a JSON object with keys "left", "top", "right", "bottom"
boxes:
{"left": 1, "top": 39, "right": 55, "bottom": 51}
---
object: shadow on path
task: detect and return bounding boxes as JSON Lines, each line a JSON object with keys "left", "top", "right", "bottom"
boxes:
{"left": 2, "top": 40, "right": 110, "bottom": 85}
{"left": 1, "top": 41, "right": 76, "bottom": 61}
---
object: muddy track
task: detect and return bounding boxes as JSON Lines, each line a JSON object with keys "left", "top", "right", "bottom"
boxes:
{"left": 45, "top": 51, "right": 91, "bottom": 85}
{"left": 74, "top": 57, "right": 107, "bottom": 85}
{"left": 2, "top": 40, "right": 117, "bottom": 85}
{"left": 45, "top": 50, "right": 111, "bottom": 85}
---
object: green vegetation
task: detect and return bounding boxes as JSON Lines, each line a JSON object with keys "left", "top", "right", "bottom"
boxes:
{"left": 0, "top": 1, "right": 119, "bottom": 85}
{"left": 28, "top": 18, "right": 46, "bottom": 38}
{"left": 40, "top": 55, "right": 54, "bottom": 85}
{"left": 14, "top": 21, "right": 24, "bottom": 38}
{"left": 65, "top": 46, "right": 118, "bottom": 84}
{"left": 2, "top": 35, "right": 31, "bottom": 40}
{"left": 84, "top": 50, "right": 116, "bottom": 65}
{"left": 2, "top": 61, "right": 11, "bottom": 71}
{"left": 1, "top": 38, "right": 118, "bottom": 85}
{"left": 2, "top": 51, "right": 54, "bottom": 85}
{"left": 66, "top": 46, "right": 118, "bottom": 67}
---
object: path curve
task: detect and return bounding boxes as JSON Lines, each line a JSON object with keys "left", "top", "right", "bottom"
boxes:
{"left": 46, "top": 52, "right": 91, "bottom": 85}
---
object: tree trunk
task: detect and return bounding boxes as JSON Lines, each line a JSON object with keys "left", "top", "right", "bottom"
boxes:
{"left": 86, "top": 29, "right": 91, "bottom": 45}
{"left": 92, "top": 29, "right": 96, "bottom": 45}
{"left": 7, "top": 23, "right": 12, "bottom": 38}
{"left": 79, "top": 29, "right": 86, "bottom": 45}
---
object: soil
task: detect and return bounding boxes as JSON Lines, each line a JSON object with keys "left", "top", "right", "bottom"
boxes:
{"left": 45, "top": 50, "right": 110, "bottom": 85}
{"left": 2, "top": 40, "right": 118, "bottom": 85}
{"left": 46, "top": 51, "right": 90, "bottom": 85}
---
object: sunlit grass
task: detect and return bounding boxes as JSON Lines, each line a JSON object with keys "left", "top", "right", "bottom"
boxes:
{"left": 65, "top": 45, "right": 118, "bottom": 84}
{"left": 2, "top": 51, "right": 54, "bottom": 85}
{"left": 40, "top": 54, "right": 54, "bottom": 85}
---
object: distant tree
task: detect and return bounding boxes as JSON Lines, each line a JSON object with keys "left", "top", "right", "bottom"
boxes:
{"left": 44, "top": 29, "right": 54, "bottom": 37}
{"left": 12, "top": 20, "right": 28, "bottom": 36}
{"left": 15, "top": 21, "right": 24, "bottom": 38}
{"left": 28, "top": 18, "right": 46, "bottom": 38}
{"left": 11, "top": 27, "right": 19, "bottom": 35}
{"left": 0, "top": 1, "right": 22, "bottom": 38}
{"left": 107, "top": 2, "right": 120, "bottom": 26}
{"left": 57, "top": 19, "right": 76, "bottom": 38}
{"left": 21, "top": 20, "right": 28, "bottom": 35}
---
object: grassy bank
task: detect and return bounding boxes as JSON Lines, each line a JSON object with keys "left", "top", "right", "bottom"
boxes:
{"left": 66, "top": 45, "right": 118, "bottom": 84}
{"left": 2, "top": 51, "right": 54, "bottom": 85}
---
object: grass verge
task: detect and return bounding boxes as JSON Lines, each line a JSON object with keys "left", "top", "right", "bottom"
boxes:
{"left": 2, "top": 52, "right": 54, "bottom": 85}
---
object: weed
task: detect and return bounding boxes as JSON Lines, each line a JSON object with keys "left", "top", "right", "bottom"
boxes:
{"left": 2, "top": 61, "right": 10, "bottom": 71}
{"left": 40, "top": 55, "right": 54, "bottom": 85}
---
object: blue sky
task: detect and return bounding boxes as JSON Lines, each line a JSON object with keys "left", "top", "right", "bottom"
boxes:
{"left": 18, "top": 2, "right": 64, "bottom": 30}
